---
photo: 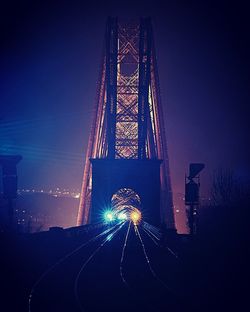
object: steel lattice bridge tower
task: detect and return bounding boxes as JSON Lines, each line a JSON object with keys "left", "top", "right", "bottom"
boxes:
{"left": 77, "top": 17, "right": 175, "bottom": 230}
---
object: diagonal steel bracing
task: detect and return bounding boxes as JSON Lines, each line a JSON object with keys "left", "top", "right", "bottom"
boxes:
{"left": 77, "top": 18, "right": 175, "bottom": 229}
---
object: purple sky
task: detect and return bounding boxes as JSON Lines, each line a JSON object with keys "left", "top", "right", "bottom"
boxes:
{"left": 1, "top": 0, "right": 249, "bottom": 231}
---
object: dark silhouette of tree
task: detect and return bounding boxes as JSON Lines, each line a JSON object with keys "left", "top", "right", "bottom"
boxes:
{"left": 211, "top": 168, "right": 235, "bottom": 205}
{"left": 211, "top": 168, "right": 250, "bottom": 207}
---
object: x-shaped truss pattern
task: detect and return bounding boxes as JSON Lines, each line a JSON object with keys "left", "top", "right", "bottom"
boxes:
{"left": 77, "top": 19, "right": 175, "bottom": 230}
{"left": 111, "top": 188, "right": 141, "bottom": 211}
{"left": 115, "top": 23, "right": 139, "bottom": 159}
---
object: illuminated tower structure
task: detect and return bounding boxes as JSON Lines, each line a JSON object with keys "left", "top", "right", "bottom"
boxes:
{"left": 77, "top": 17, "right": 175, "bottom": 229}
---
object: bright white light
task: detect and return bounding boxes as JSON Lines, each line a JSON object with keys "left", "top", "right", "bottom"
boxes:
{"left": 117, "top": 212, "right": 127, "bottom": 220}
{"left": 104, "top": 211, "right": 114, "bottom": 222}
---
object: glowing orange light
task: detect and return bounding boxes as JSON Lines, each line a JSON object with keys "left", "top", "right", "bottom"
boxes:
{"left": 130, "top": 210, "right": 142, "bottom": 225}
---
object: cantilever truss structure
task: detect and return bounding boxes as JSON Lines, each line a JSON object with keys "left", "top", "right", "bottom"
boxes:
{"left": 77, "top": 18, "right": 175, "bottom": 228}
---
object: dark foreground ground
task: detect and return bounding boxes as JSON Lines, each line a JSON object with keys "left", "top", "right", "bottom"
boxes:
{"left": 0, "top": 218, "right": 248, "bottom": 312}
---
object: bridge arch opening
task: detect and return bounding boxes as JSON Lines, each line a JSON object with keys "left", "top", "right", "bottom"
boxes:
{"left": 111, "top": 188, "right": 142, "bottom": 224}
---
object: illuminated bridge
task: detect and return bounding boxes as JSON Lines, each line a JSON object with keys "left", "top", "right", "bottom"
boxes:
{"left": 14, "top": 18, "right": 184, "bottom": 312}
{"left": 77, "top": 17, "right": 175, "bottom": 230}
{"left": 1, "top": 16, "right": 245, "bottom": 312}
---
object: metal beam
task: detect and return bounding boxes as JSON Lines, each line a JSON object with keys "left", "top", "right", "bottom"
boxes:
{"left": 106, "top": 17, "right": 118, "bottom": 159}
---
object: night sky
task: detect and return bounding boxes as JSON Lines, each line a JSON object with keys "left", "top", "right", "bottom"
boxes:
{"left": 1, "top": 1, "right": 250, "bottom": 201}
